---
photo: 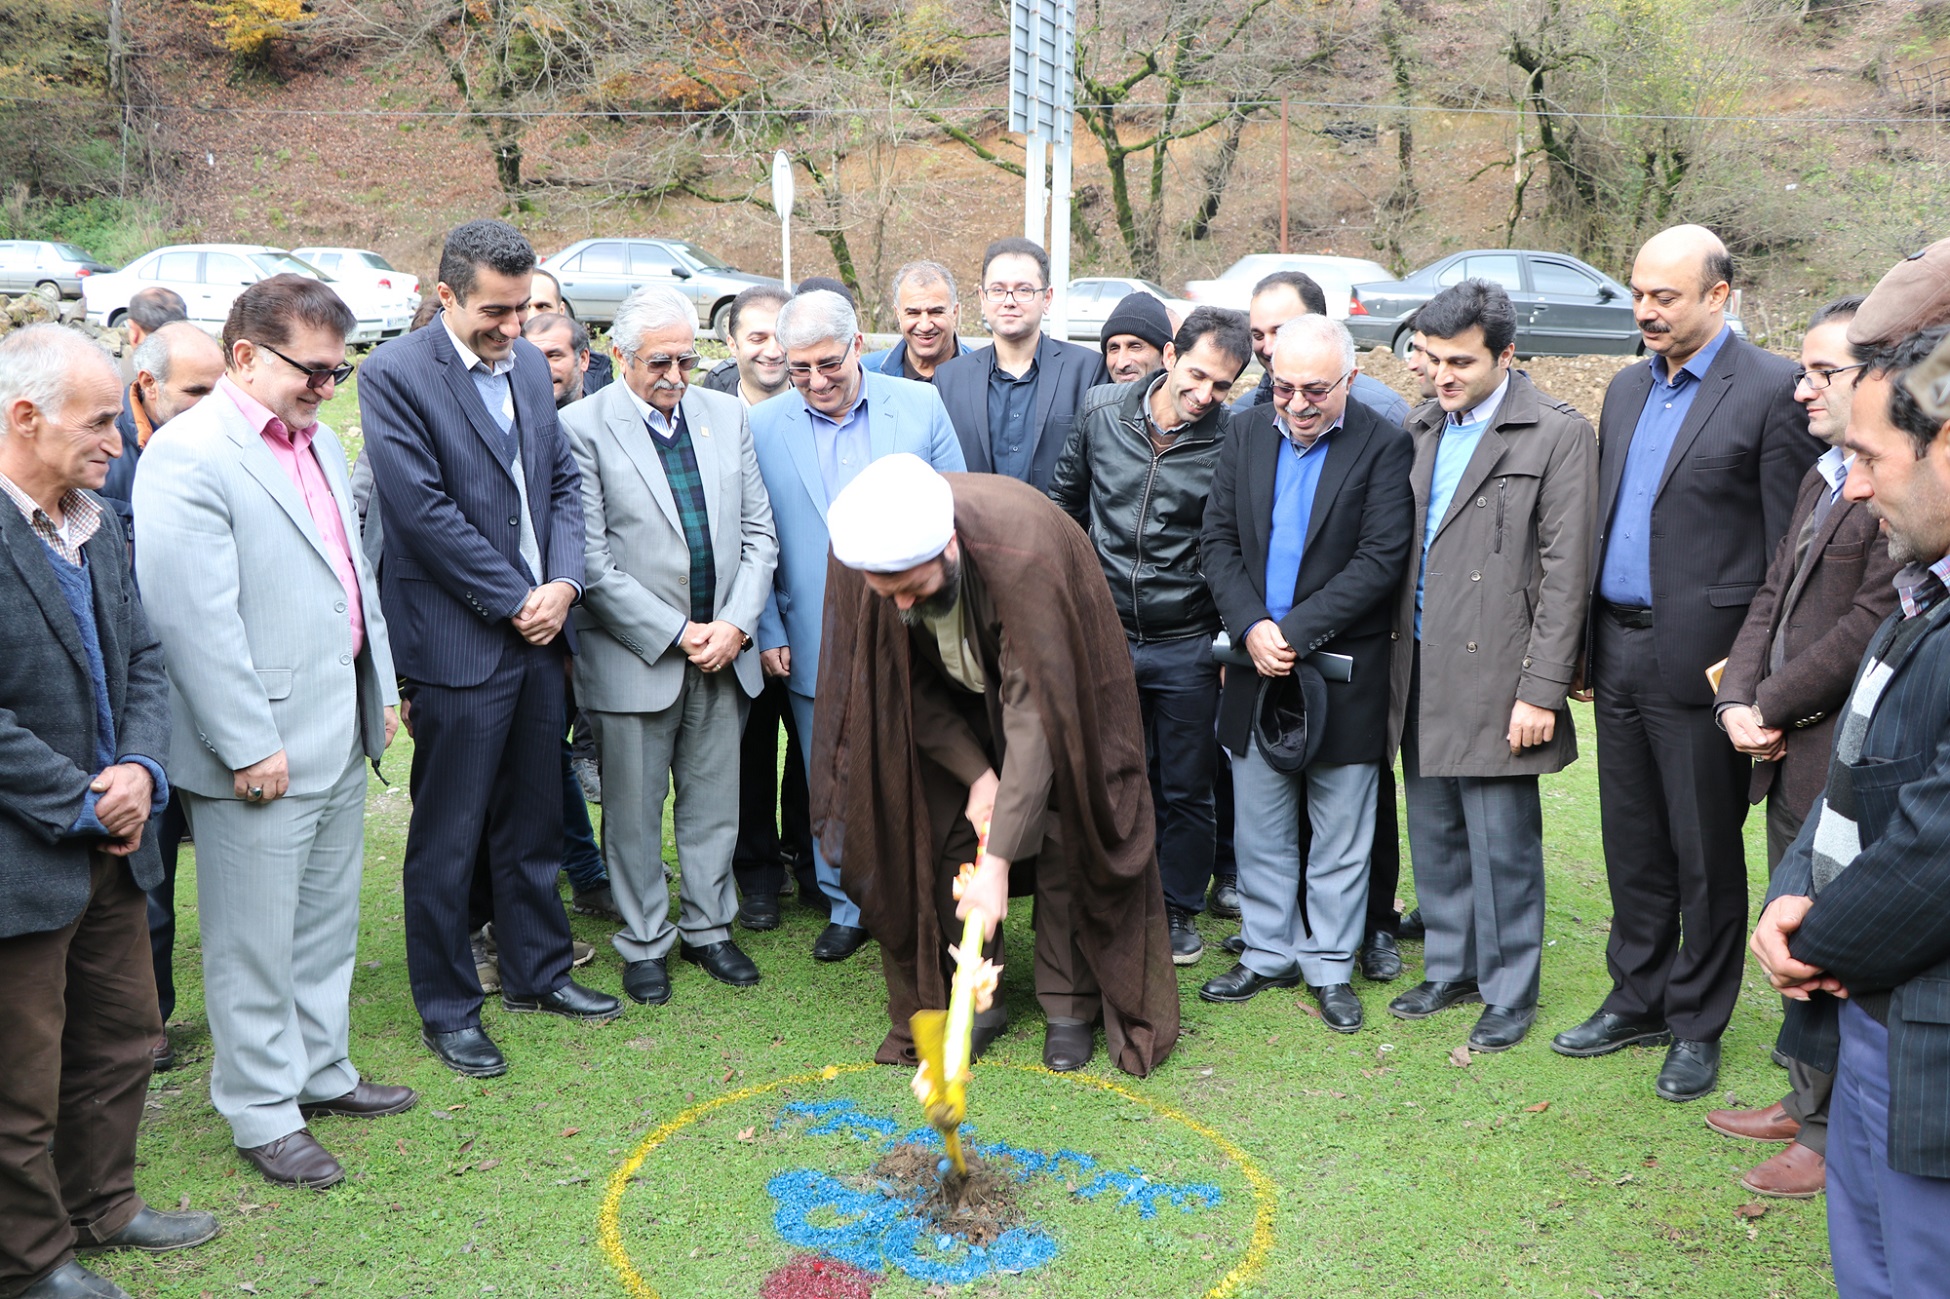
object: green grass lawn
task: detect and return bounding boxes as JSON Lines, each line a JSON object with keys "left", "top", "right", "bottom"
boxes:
{"left": 92, "top": 703, "right": 1834, "bottom": 1298}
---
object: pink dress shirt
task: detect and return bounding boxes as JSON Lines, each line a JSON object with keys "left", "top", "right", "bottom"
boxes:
{"left": 220, "top": 376, "right": 366, "bottom": 657}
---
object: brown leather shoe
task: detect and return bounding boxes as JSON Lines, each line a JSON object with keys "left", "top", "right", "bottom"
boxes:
{"left": 238, "top": 1130, "right": 344, "bottom": 1189}
{"left": 1741, "top": 1141, "right": 1825, "bottom": 1198}
{"left": 1705, "top": 1101, "right": 1800, "bottom": 1143}
{"left": 152, "top": 1032, "right": 176, "bottom": 1073}
{"left": 299, "top": 1079, "right": 418, "bottom": 1121}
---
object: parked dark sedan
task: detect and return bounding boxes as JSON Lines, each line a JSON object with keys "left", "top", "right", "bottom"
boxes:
{"left": 1346, "top": 249, "right": 1742, "bottom": 358}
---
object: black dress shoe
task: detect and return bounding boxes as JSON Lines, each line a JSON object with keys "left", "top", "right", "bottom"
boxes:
{"left": 1167, "top": 906, "right": 1205, "bottom": 965}
{"left": 1043, "top": 1021, "right": 1095, "bottom": 1072}
{"left": 422, "top": 1026, "right": 508, "bottom": 1077}
{"left": 1309, "top": 983, "right": 1364, "bottom": 1032}
{"left": 1198, "top": 963, "right": 1301, "bottom": 1003}
{"left": 1359, "top": 930, "right": 1404, "bottom": 982}
{"left": 737, "top": 892, "right": 782, "bottom": 932}
{"left": 1397, "top": 906, "right": 1426, "bottom": 942}
{"left": 20, "top": 1260, "right": 132, "bottom": 1298}
{"left": 81, "top": 1204, "right": 221, "bottom": 1253}
{"left": 971, "top": 1013, "right": 1010, "bottom": 1061}
{"left": 813, "top": 923, "right": 871, "bottom": 962}
{"left": 1387, "top": 979, "right": 1482, "bottom": 1020}
{"left": 1209, "top": 876, "right": 1242, "bottom": 920}
{"left": 1551, "top": 1009, "right": 1672, "bottom": 1058}
{"left": 1468, "top": 1004, "right": 1536, "bottom": 1052}
{"left": 681, "top": 940, "right": 761, "bottom": 987}
{"left": 622, "top": 958, "right": 671, "bottom": 1004}
{"left": 238, "top": 1129, "right": 344, "bottom": 1189}
{"left": 1222, "top": 932, "right": 1245, "bottom": 955}
{"left": 299, "top": 1079, "right": 417, "bottom": 1120}
{"left": 1656, "top": 1038, "right": 1722, "bottom": 1102}
{"left": 503, "top": 979, "right": 624, "bottom": 1020}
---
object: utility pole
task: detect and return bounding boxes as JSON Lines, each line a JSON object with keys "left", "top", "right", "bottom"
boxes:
{"left": 1010, "top": 0, "right": 1077, "bottom": 339}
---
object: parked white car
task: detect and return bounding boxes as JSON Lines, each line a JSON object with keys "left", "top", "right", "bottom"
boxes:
{"left": 291, "top": 246, "right": 421, "bottom": 312}
{"left": 83, "top": 244, "right": 413, "bottom": 344}
{"left": 1062, "top": 276, "right": 1193, "bottom": 341}
{"left": 1183, "top": 253, "right": 1395, "bottom": 319}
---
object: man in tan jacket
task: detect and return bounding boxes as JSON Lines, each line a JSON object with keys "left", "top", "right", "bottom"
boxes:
{"left": 1387, "top": 279, "right": 1596, "bottom": 1052}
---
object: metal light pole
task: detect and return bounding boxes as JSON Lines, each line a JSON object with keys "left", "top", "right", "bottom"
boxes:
{"left": 1011, "top": 0, "right": 1077, "bottom": 339}
{"left": 770, "top": 150, "right": 795, "bottom": 289}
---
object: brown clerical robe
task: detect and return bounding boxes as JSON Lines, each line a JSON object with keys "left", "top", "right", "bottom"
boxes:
{"left": 811, "top": 473, "right": 1179, "bottom": 1077}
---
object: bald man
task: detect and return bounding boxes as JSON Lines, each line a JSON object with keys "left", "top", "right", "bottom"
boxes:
{"left": 1555, "top": 224, "right": 1818, "bottom": 1103}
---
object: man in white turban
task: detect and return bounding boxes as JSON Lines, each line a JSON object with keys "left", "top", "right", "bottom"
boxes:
{"left": 809, "top": 455, "right": 1179, "bottom": 1077}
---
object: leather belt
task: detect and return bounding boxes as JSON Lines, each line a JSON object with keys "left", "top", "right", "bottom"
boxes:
{"left": 1601, "top": 601, "right": 1654, "bottom": 630}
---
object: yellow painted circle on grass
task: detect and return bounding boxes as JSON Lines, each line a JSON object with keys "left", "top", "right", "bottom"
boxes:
{"left": 597, "top": 1061, "right": 1278, "bottom": 1299}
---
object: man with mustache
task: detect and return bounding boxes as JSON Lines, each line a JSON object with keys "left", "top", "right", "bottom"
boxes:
{"left": 813, "top": 454, "right": 1179, "bottom": 1076}
{"left": 1048, "top": 306, "right": 1251, "bottom": 966}
{"left": 1098, "top": 292, "right": 1173, "bottom": 385}
{"left": 862, "top": 261, "right": 971, "bottom": 382}
{"left": 1558, "top": 224, "right": 1817, "bottom": 1102}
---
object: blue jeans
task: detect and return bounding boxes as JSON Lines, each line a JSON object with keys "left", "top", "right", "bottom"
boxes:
{"left": 787, "top": 691, "right": 861, "bottom": 928}
{"left": 561, "top": 737, "right": 605, "bottom": 892}
{"left": 1128, "top": 635, "right": 1220, "bottom": 913}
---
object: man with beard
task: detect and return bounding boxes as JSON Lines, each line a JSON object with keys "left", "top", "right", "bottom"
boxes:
{"left": 862, "top": 261, "right": 971, "bottom": 382}
{"left": 1049, "top": 306, "right": 1251, "bottom": 966}
{"left": 1096, "top": 292, "right": 1173, "bottom": 385}
{"left": 522, "top": 312, "right": 591, "bottom": 409}
{"left": 700, "top": 284, "right": 792, "bottom": 409}
{"left": 812, "top": 453, "right": 1179, "bottom": 1076}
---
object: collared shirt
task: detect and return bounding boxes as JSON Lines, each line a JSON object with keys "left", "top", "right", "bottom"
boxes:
{"left": 221, "top": 376, "right": 365, "bottom": 657}
{"left": 0, "top": 467, "right": 168, "bottom": 835}
{"left": 619, "top": 381, "right": 681, "bottom": 442}
{"left": 1815, "top": 444, "right": 1849, "bottom": 502}
{"left": 0, "top": 469, "right": 103, "bottom": 565}
{"left": 986, "top": 351, "right": 1042, "bottom": 482}
{"left": 1263, "top": 416, "right": 1342, "bottom": 623}
{"left": 1597, "top": 326, "right": 1733, "bottom": 606}
{"left": 901, "top": 338, "right": 957, "bottom": 384}
{"left": 917, "top": 577, "right": 987, "bottom": 695}
{"left": 446, "top": 320, "right": 518, "bottom": 453}
{"left": 800, "top": 391, "right": 872, "bottom": 507}
{"left": 1416, "top": 375, "right": 1510, "bottom": 636}
{"left": 1143, "top": 373, "right": 1189, "bottom": 455}
{"left": 1896, "top": 553, "right": 1950, "bottom": 620}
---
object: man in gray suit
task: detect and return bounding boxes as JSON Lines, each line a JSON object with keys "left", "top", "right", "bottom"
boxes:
{"left": 0, "top": 325, "right": 219, "bottom": 1299}
{"left": 134, "top": 276, "right": 413, "bottom": 1190}
{"left": 559, "top": 286, "right": 778, "bottom": 1006}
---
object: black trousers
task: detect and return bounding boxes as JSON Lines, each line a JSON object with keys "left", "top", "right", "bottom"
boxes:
{"left": 402, "top": 638, "right": 575, "bottom": 1033}
{"left": 144, "top": 793, "right": 189, "bottom": 1024}
{"left": 732, "top": 676, "right": 815, "bottom": 901}
{"left": 1592, "top": 612, "right": 1751, "bottom": 1041}
{"left": 1215, "top": 747, "right": 1400, "bottom": 937}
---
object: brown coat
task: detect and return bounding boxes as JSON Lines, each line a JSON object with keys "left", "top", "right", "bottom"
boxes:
{"left": 1715, "top": 459, "right": 1901, "bottom": 816}
{"left": 1388, "top": 371, "right": 1597, "bottom": 776}
{"left": 810, "top": 473, "right": 1179, "bottom": 1077}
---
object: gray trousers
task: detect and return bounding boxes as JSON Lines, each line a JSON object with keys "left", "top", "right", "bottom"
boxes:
{"left": 1401, "top": 676, "right": 1546, "bottom": 1009}
{"left": 1232, "top": 739, "right": 1377, "bottom": 986}
{"left": 1766, "top": 788, "right": 1833, "bottom": 1156}
{"left": 185, "top": 746, "right": 366, "bottom": 1149}
{"left": 588, "top": 665, "right": 745, "bottom": 963}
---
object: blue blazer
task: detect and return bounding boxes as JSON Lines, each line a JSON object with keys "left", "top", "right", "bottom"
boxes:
{"left": 750, "top": 369, "right": 964, "bottom": 697}
{"left": 360, "top": 318, "right": 585, "bottom": 688}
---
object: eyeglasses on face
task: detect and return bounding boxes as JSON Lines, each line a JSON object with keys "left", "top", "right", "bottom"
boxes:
{"left": 1271, "top": 371, "right": 1352, "bottom": 403}
{"left": 1793, "top": 362, "right": 1867, "bottom": 392}
{"left": 261, "top": 344, "right": 353, "bottom": 391}
{"left": 627, "top": 351, "right": 701, "bottom": 373}
{"left": 786, "top": 338, "right": 857, "bottom": 381}
{"left": 981, "top": 284, "right": 1047, "bottom": 304}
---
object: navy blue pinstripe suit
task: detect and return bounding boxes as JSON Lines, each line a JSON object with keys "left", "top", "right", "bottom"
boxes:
{"left": 361, "top": 317, "right": 586, "bottom": 1032}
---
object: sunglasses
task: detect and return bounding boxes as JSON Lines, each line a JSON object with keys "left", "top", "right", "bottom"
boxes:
{"left": 262, "top": 344, "right": 354, "bottom": 391}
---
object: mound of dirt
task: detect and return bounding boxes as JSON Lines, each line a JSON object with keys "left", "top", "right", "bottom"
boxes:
{"left": 1360, "top": 345, "right": 1638, "bottom": 423}
{"left": 862, "top": 1143, "right": 1024, "bottom": 1248}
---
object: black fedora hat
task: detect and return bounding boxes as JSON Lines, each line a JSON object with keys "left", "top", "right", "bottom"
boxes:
{"left": 1253, "top": 662, "right": 1328, "bottom": 774}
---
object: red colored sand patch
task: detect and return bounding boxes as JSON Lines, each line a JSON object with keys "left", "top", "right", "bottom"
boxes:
{"left": 759, "top": 1253, "right": 882, "bottom": 1299}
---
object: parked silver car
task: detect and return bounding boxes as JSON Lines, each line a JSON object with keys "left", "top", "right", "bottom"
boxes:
{"left": 0, "top": 240, "right": 115, "bottom": 299}
{"left": 539, "top": 238, "right": 781, "bottom": 333}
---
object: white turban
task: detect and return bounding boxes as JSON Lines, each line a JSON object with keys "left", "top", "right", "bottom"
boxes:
{"left": 828, "top": 453, "right": 954, "bottom": 572}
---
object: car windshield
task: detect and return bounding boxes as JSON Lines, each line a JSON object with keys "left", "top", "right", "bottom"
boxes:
{"left": 667, "top": 242, "right": 731, "bottom": 271}
{"left": 359, "top": 252, "right": 397, "bottom": 271}
{"left": 253, "top": 252, "right": 330, "bottom": 281}
{"left": 1137, "top": 280, "right": 1171, "bottom": 297}
{"left": 52, "top": 243, "right": 97, "bottom": 263}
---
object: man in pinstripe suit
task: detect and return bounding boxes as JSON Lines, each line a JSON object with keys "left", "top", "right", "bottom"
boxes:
{"left": 134, "top": 276, "right": 413, "bottom": 1188}
{"left": 1556, "top": 224, "right": 1820, "bottom": 1102}
{"left": 363, "top": 221, "right": 621, "bottom": 1081}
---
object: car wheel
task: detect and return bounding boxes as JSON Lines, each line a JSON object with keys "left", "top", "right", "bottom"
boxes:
{"left": 33, "top": 280, "right": 61, "bottom": 302}
{"left": 107, "top": 309, "right": 127, "bottom": 329}
{"left": 1392, "top": 327, "right": 1416, "bottom": 362}
{"left": 710, "top": 299, "right": 734, "bottom": 342}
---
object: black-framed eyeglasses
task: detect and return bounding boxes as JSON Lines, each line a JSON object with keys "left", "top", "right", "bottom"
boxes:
{"left": 261, "top": 344, "right": 353, "bottom": 391}
{"left": 1271, "top": 371, "right": 1352, "bottom": 403}
{"left": 628, "top": 351, "right": 701, "bottom": 373}
{"left": 786, "top": 337, "right": 857, "bottom": 381}
{"left": 981, "top": 284, "right": 1047, "bottom": 304}
{"left": 1793, "top": 362, "right": 1867, "bottom": 392}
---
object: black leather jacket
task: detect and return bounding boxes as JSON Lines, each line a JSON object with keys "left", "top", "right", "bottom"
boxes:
{"left": 1048, "top": 373, "right": 1229, "bottom": 643}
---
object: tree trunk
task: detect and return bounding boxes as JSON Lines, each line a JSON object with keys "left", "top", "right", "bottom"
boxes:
{"left": 1180, "top": 104, "right": 1247, "bottom": 242}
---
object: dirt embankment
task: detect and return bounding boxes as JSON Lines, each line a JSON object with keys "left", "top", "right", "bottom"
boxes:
{"left": 1360, "top": 347, "right": 1639, "bottom": 421}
